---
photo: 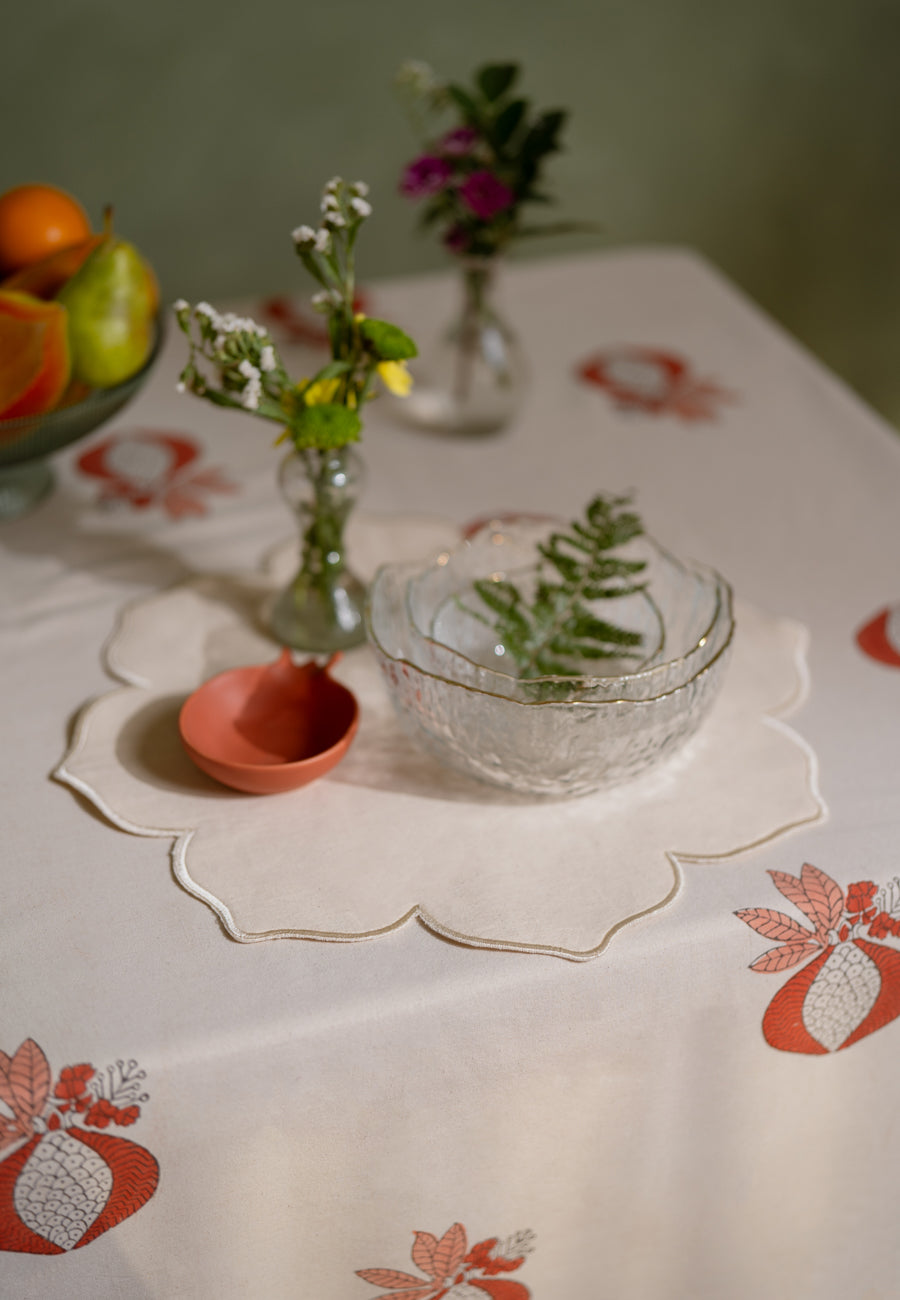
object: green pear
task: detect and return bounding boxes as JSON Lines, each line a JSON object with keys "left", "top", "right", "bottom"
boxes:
{"left": 58, "top": 211, "right": 158, "bottom": 389}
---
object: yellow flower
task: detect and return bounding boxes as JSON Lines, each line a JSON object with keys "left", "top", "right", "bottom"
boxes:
{"left": 377, "top": 360, "right": 413, "bottom": 397}
{"left": 303, "top": 377, "right": 341, "bottom": 405}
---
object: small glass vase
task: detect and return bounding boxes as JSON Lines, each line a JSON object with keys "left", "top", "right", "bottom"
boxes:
{"left": 270, "top": 446, "right": 367, "bottom": 653}
{"left": 403, "top": 257, "right": 527, "bottom": 436}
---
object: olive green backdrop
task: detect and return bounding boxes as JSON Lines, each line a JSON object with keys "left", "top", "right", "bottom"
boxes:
{"left": 5, "top": 0, "right": 899, "bottom": 425}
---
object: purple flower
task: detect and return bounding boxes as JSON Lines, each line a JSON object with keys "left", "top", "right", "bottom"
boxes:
{"left": 399, "top": 155, "right": 453, "bottom": 197}
{"left": 458, "top": 170, "right": 515, "bottom": 221}
{"left": 438, "top": 126, "right": 479, "bottom": 157}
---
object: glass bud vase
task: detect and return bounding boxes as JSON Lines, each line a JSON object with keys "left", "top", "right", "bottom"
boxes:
{"left": 403, "top": 257, "right": 527, "bottom": 436}
{"left": 270, "top": 446, "right": 367, "bottom": 653}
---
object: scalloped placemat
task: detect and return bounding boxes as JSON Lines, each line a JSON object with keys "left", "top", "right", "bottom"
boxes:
{"left": 56, "top": 513, "right": 825, "bottom": 960}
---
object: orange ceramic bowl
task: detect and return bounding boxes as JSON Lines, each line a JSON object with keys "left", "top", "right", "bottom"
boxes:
{"left": 178, "top": 650, "right": 359, "bottom": 794}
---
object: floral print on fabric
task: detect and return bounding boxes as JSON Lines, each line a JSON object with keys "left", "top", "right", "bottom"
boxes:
{"left": 737, "top": 865, "right": 900, "bottom": 1053}
{"left": 856, "top": 603, "right": 900, "bottom": 668}
{"left": 0, "top": 1040, "right": 158, "bottom": 1253}
{"left": 577, "top": 345, "right": 734, "bottom": 421}
{"left": 77, "top": 430, "right": 235, "bottom": 518}
{"left": 357, "top": 1221, "right": 535, "bottom": 1298}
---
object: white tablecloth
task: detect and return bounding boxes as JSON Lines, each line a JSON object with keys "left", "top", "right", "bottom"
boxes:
{"left": 3, "top": 249, "right": 900, "bottom": 1298}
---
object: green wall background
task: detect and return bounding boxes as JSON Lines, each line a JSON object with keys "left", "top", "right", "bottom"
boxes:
{"left": 5, "top": 0, "right": 899, "bottom": 424}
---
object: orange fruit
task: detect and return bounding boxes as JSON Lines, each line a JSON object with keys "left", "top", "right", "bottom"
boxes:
{"left": 0, "top": 290, "right": 72, "bottom": 419}
{"left": 0, "top": 185, "right": 92, "bottom": 277}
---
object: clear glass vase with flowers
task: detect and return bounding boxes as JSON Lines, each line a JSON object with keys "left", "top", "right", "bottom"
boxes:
{"left": 174, "top": 178, "right": 416, "bottom": 652}
{"left": 396, "top": 60, "right": 589, "bottom": 435}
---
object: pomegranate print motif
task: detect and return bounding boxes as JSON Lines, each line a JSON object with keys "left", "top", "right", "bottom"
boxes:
{"left": 0, "top": 1040, "right": 158, "bottom": 1253}
{"left": 577, "top": 345, "right": 734, "bottom": 421}
{"left": 737, "top": 865, "right": 900, "bottom": 1053}
{"left": 356, "top": 1221, "right": 535, "bottom": 1298}
{"left": 856, "top": 603, "right": 900, "bottom": 668}
{"left": 77, "top": 430, "right": 236, "bottom": 519}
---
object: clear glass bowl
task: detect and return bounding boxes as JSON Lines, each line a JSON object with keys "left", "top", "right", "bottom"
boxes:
{"left": 0, "top": 318, "right": 164, "bottom": 520}
{"left": 404, "top": 522, "right": 731, "bottom": 703}
{"left": 366, "top": 551, "right": 734, "bottom": 798}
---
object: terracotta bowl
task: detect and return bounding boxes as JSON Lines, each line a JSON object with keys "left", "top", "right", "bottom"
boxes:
{"left": 179, "top": 650, "right": 359, "bottom": 794}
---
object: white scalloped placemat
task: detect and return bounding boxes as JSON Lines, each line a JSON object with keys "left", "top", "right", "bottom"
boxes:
{"left": 56, "top": 513, "right": 825, "bottom": 960}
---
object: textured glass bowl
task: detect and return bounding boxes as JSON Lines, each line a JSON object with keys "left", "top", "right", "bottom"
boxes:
{"left": 404, "top": 522, "right": 731, "bottom": 703}
{"left": 0, "top": 318, "right": 164, "bottom": 520}
{"left": 366, "top": 552, "right": 734, "bottom": 798}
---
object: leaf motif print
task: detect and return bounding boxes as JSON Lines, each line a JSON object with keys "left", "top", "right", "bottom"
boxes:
{"left": 8, "top": 1041, "right": 50, "bottom": 1122}
{"left": 365, "top": 1290, "right": 436, "bottom": 1300}
{"left": 768, "top": 870, "right": 827, "bottom": 935}
{"left": 800, "top": 863, "right": 844, "bottom": 931}
{"left": 734, "top": 908, "right": 818, "bottom": 943}
{"left": 742, "top": 865, "right": 900, "bottom": 1054}
{"left": 749, "top": 941, "right": 822, "bottom": 973}
{"left": 433, "top": 1222, "right": 468, "bottom": 1278}
{"left": 357, "top": 1223, "right": 533, "bottom": 1298}
{"left": 0, "top": 1040, "right": 157, "bottom": 1255}
{"left": 356, "top": 1269, "right": 434, "bottom": 1289}
{"left": 411, "top": 1232, "right": 438, "bottom": 1275}
{"left": 0, "top": 1053, "right": 18, "bottom": 1114}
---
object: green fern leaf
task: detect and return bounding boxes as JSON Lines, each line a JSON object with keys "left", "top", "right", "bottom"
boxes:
{"left": 471, "top": 493, "right": 649, "bottom": 679}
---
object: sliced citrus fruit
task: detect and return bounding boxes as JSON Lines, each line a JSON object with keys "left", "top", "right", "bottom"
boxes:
{"left": 0, "top": 290, "right": 72, "bottom": 419}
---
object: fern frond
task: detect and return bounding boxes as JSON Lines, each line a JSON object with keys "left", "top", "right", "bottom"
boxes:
{"left": 472, "top": 494, "right": 648, "bottom": 679}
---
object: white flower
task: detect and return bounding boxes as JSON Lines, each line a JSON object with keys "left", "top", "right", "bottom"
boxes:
{"left": 173, "top": 298, "right": 189, "bottom": 313}
{"left": 241, "top": 375, "right": 262, "bottom": 410}
{"left": 259, "top": 346, "right": 276, "bottom": 373}
{"left": 310, "top": 289, "right": 340, "bottom": 313}
{"left": 313, "top": 228, "right": 332, "bottom": 252}
{"left": 350, "top": 180, "right": 369, "bottom": 197}
{"left": 350, "top": 197, "right": 372, "bottom": 218}
{"left": 238, "top": 359, "right": 260, "bottom": 381}
{"left": 323, "top": 212, "right": 346, "bottom": 230}
{"left": 292, "top": 224, "right": 317, "bottom": 247}
{"left": 396, "top": 60, "right": 437, "bottom": 95}
{"left": 195, "top": 301, "right": 216, "bottom": 319}
{"left": 175, "top": 380, "right": 186, "bottom": 394}
{"left": 213, "top": 312, "right": 266, "bottom": 338}
{"left": 321, "top": 193, "right": 340, "bottom": 212}
{"left": 324, "top": 176, "right": 342, "bottom": 192}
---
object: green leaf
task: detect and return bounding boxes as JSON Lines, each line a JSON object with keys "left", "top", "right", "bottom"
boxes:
{"left": 476, "top": 63, "right": 519, "bottom": 101}
{"left": 309, "top": 359, "right": 352, "bottom": 384}
{"left": 470, "top": 493, "right": 649, "bottom": 680}
{"left": 520, "top": 110, "right": 568, "bottom": 169}
{"left": 358, "top": 317, "right": 418, "bottom": 361}
{"left": 492, "top": 98, "right": 528, "bottom": 148}
{"left": 290, "top": 403, "right": 361, "bottom": 450}
{"left": 448, "top": 83, "right": 483, "bottom": 128}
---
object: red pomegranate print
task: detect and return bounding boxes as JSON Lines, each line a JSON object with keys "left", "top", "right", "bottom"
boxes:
{"left": 76, "top": 430, "right": 235, "bottom": 518}
{"left": 577, "top": 345, "right": 734, "bottom": 421}
{"left": 736, "top": 865, "right": 900, "bottom": 1053}
{"left": 356, "top": 1221, "right": 535, "bottom": 1299}
{"left": 0, "top": 1040, "right": 158, "bottom": 1253}
{"left": 856, "top": 604, "right": 900, "bottom": 668}
{"left": 461, "top": 511, "right": 560, "bottom": 540}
